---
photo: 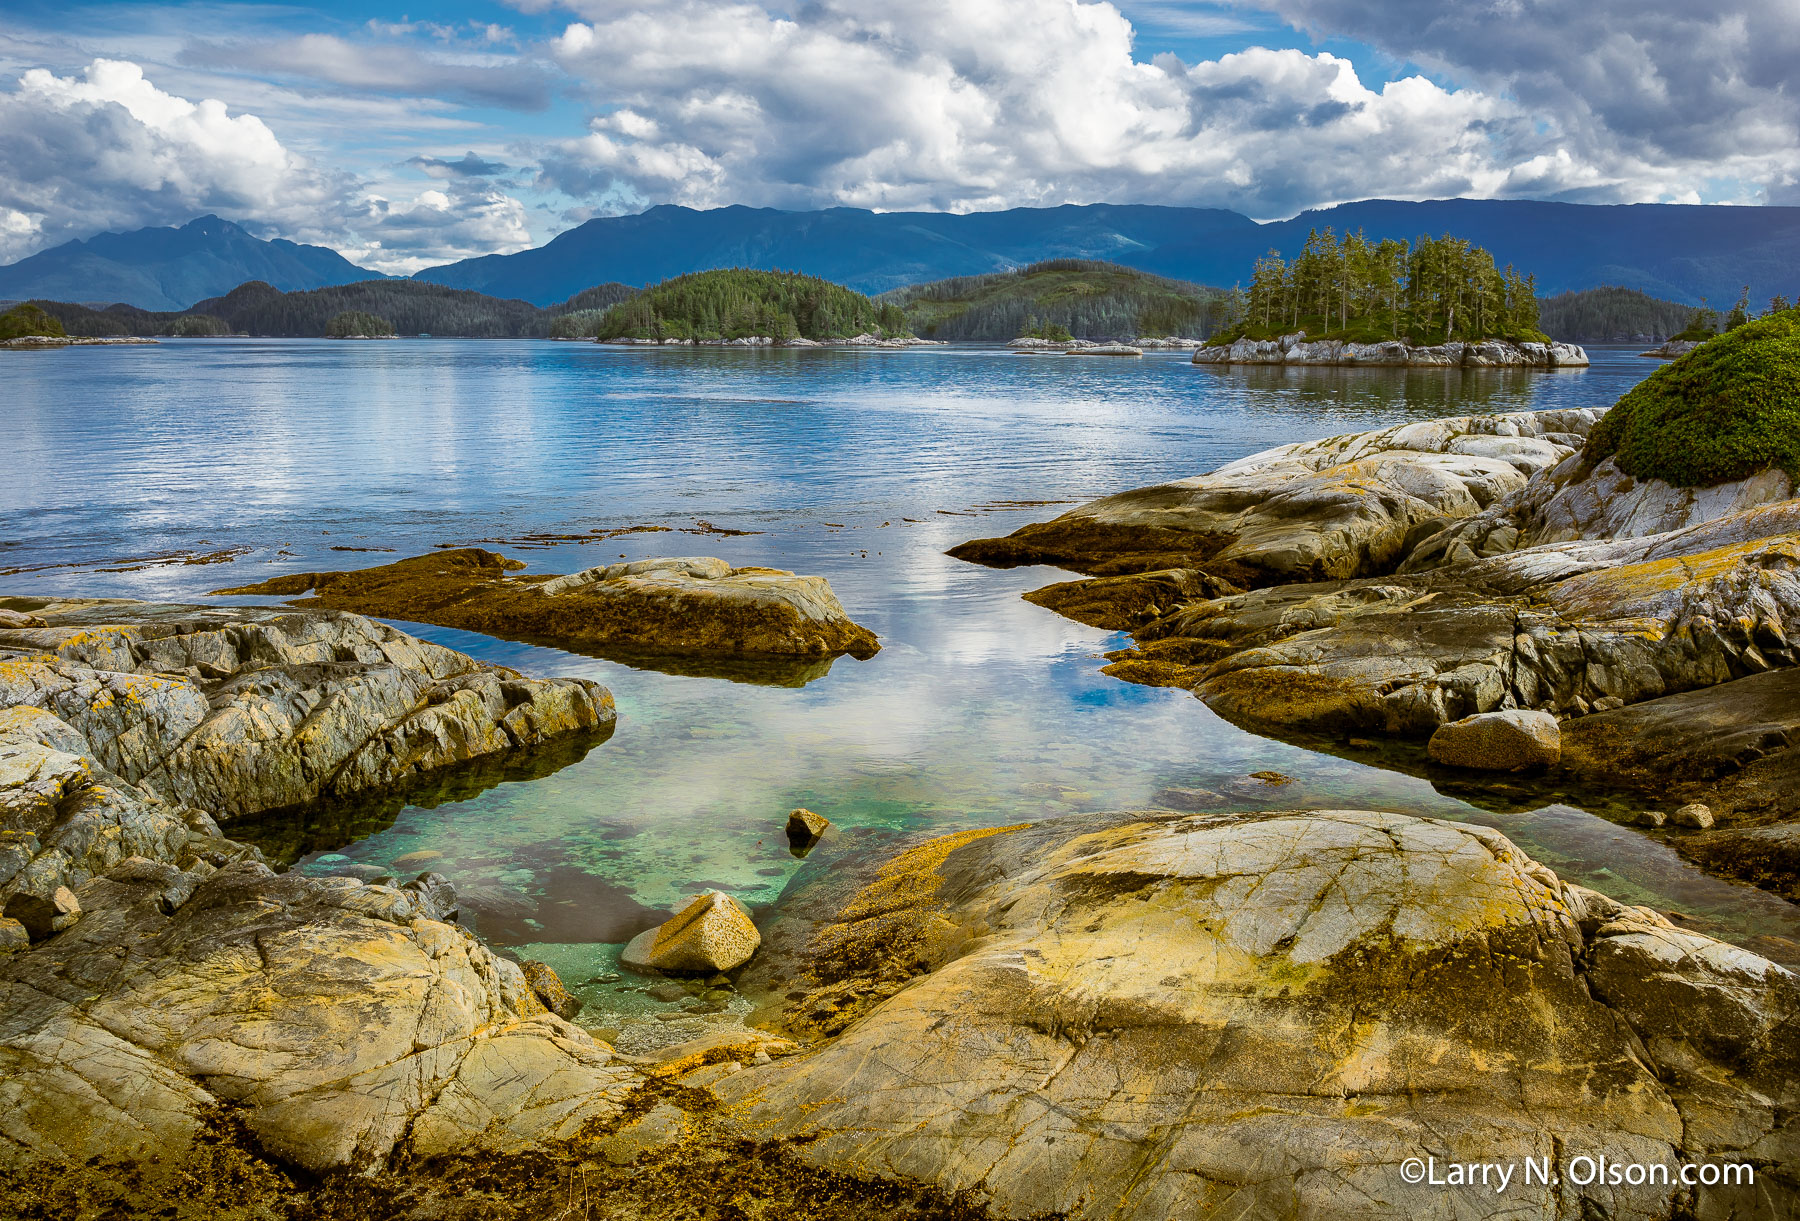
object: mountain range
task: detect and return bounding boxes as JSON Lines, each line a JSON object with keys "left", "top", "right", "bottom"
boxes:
{"left": 5, "top": 200, "right": 1797, "bottom": 312}
{"left": 0, "top": 216, "right": 380, "bottom": 311}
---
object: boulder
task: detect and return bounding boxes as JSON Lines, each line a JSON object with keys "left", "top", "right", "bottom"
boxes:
{"left": 0, "top": 861, "right": 637, "bottom": 1173}
{"left": 1427, "top": 709, "right": 1561, "bottom": 770}
{"left": 950, "top": 408, "right": 1600, "bottom": 580}
{"left": 2, "top": 885, "right": 80, "bottom": 939}
{"left": 622, "top": 891, "right": 761, "bottom": 974}
{"left": 1674, "top": 802, "right": 1716, "bottom": 829}
{"left": 214, "top": 549, "right": 880, "bottom": 661}
{"left": 0, "top": 599, "right": 615, "bottom": 823}
{"left": 714, "top": 809, "right": 1800, "bottom": 1220}
{"left": 0, "top": 916, "right": 26, "bottom": 952}
{"left": 785, "top": 808, "right": 831, "bottom": 846}
{"left": 520, "top": 959, "right": 582, "bottom": 1020}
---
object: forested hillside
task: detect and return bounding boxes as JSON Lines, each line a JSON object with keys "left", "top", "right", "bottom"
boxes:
{"left": 1536, "top": 286, "right": 1709, "bottom": 342}
{"left": 1218, "top": 229, "right": 1544, "bottom": 345}
{"left": 593, "top": 269, "right": 907, "bottom": 341}
{"left": 27, "top": 279, "right": 635, "bottom": 338}
{"left": 880, "top": 260, "right": 1229, "bottom": 340}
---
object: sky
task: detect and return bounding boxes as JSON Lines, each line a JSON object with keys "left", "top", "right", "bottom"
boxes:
{"left": 1, "top": 0, "right": 1795, "bottom": 273}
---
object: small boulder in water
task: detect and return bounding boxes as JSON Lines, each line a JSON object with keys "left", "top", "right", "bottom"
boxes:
{"left": 519, "top": 960, "right": 582, "bottom": 1019}
{"left": 785, "top": 807, "right": 831, "bottom": 847}
{"left": 1428, "top": 709, "right": 1560, "bottom": 770}
{"left": 622, "top": 891, "right": 761, "bottom": 973}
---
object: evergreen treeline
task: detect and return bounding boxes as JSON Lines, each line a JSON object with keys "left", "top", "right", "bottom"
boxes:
{"left": 880, "top": 260, "right": 1230, "bottom": 341}
{"left": 593, "top": 269, "right": 907, "bottom": 341}
{"left": 0, "top": 303, "right": 65, "bottom": 339}
{"left": 24, "top": 279, "right": 636, "bottom": 338}
{"left": 324, "top": 310, "right": 396, "bottom": 338}
{"left": 1536, "top": 286, "right": 1704, "bottom": 342}
{"left": 1222, "top": 229, "right": 1544, "bottom": 345}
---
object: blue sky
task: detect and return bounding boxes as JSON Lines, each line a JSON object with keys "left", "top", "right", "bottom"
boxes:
{"left": 1, "top": 0, "right": 1794, "bottom": 271}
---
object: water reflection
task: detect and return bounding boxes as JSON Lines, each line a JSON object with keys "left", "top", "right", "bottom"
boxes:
{"left": 7, "top": 340, "right": 1795, "bottom": 973}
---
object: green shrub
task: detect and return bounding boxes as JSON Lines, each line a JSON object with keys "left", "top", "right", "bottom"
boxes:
{"left": 324, "top": 310, "right": 395, "bottom": 338}
{"left": 1585, "top": 308, "right": 1800, "bottom": 487}
{"left": 0, "top": 303, "right": 67, "bottom": 340}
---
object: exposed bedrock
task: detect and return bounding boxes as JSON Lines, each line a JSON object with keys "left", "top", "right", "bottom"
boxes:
{"left": 216, "top": 548, "right": 881, "bottom": 661}
{"left": 949, "top": 409, "right": 1602, "bottom": 580}
{"left": 0, "top": 858, "right": 635, "bottom": 1173}
{"left": 1191, "top": 334, "right": 1592, "bottom": 368}
{"left": 1138, "top": 500, "right": 1800, "bottom": 737}
{"left": 715, "top": 809, "right": 1799, "bottom": 1221}
{"left": 0, "top": 599, "right": 615, "bottom": 902}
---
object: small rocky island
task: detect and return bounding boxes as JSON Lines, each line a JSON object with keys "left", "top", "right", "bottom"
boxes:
{"left": 1193, "top": 333, "right": 1589, "bottom": 366}
{"left": 216, "top": 548, "right": 881, "bottom": 661}
{"left": 1195, "top": 229, "right": 1588, "bottom": 367}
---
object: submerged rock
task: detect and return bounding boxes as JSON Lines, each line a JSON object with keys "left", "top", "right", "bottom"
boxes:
{"left": 622, "top": 891, "right": 761, "bottom": 974}
{"left": 1427, "top": 709, "right": 1561, "bottom": 770}
{"left": 715, "top": 809, "right": 1800, "bottom": 1220}
{"left": 216, "top": 549, "right": 880, "bottom": 661}
{"left": 0, "top": 598, "right": 616, "bottom": 826}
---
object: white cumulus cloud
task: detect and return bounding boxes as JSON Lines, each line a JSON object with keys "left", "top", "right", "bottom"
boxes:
{"left": 532, "top": 0, "right": 1643, "bottom": 218}
{"left": 0, "top": 58, "right": 534, "bottom": 271}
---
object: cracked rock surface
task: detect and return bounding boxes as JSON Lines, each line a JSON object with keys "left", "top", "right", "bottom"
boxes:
{"left": 0, "top": 859, "right": 636, "bottom": 1173}
{"left": 0, "top": 597, "right": 616, "bottom": 829}
{"left": 714, "top": 809, "right": 1799, "bottom": 1221}
{"left": 949, "top": 408, "right": 1600, "bottom": 581}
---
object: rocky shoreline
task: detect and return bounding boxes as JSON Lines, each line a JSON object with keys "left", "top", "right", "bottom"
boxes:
{"left": 2, "top": 584, "right": 1797, "bottom": 1215}
{"left": 1194, "top": 333, "right": 1590, "bottom": 367}
{"left": 1, "top": 335, "right": 159, "bottom": 348}
{"left": 951, "top": 394, "right": 1800, "bottom": 906}
{"left": 602, "top": 333, "right": 941, "bottom": 348}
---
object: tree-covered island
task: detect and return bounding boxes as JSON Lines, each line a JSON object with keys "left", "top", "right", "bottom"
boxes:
{"left": 589, "top": 269, "right": 909, "bottom": 342}
{"left": 1213, "top": 228, "right": 1547, "bottom": 346}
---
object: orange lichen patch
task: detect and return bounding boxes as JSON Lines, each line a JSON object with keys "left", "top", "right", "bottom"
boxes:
{"left": 806, "top": 824, "right": 1027, "bottom": 996}
{"left": 1544, "top": 534, "right": 1800, "bottom": 620}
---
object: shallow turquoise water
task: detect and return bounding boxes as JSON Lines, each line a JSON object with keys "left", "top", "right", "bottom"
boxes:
{"left": 8, "top": 338, "right": 1797, "bottom": 990}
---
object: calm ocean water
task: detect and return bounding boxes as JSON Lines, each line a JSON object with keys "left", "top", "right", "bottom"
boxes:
{"left": 8, "top": 338, "right": 1796, "bottom": 1010}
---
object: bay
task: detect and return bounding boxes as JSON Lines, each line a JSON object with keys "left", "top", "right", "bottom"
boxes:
{"left": 8, "top": 337, "right": 1795, "bottom": 990}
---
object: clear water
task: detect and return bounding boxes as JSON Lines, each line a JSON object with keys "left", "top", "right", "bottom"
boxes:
{"left": 8, "top": 339, "right": 1798, "bottom": 1013}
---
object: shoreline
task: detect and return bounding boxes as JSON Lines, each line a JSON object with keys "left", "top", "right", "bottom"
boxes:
{"left": 1194, "top": 334, "right": 1590, "bottom": 367}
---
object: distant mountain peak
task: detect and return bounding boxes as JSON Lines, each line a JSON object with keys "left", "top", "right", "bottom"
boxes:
{"left": 0, "top": 217, "right": 382, "bottom": 310}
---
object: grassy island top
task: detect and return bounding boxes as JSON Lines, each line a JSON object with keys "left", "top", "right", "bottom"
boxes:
{"left": 1209, "top": 228, "right": 1548, "bottom": 347}
{"left": 879, "top": 259, "right": 1228, "bottom": 342}
{"left": 1585, "top": 308, "right": 1800, "bottom": 488}
{"left": 592, "top": 269, "right": 908, "bottom": 342}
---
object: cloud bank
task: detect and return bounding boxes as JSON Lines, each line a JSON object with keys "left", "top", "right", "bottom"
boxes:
{"left": 1, "top": 0, "right": 1794, "bottom": 270}
{"left": 0, "top": 59, "right": 532, "bottom": 271}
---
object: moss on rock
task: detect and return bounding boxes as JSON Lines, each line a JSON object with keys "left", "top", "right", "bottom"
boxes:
{"left": 1585, "top": 308, "right": 1800, "bottom": 487}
